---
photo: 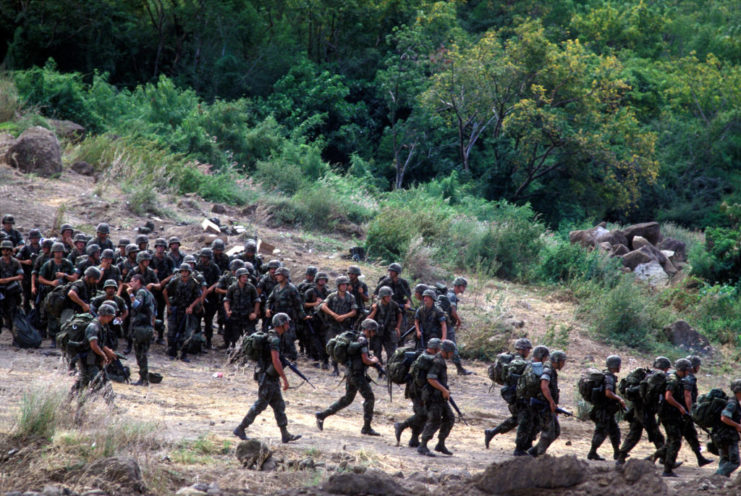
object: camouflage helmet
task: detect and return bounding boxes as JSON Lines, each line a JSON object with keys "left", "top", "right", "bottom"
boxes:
{"left": 60, "top": 223, "right": 74, "bottom": 234}
{"left": 422, "top": 289, "right": 437, "bottom": 300}
{"left": 653, "top": 356, "right": 671, "bottom": 370}
{"left": 179, "top": 263, "right": 193, "bottom": 273}
{"left": 103, "top": 279, "right": 118, "bottom": 289}
{"left": 74, "top": 233, "right": 87, "bottom": 243}
{"left": 675, "top": 358, "right": 692, "bottom": 372}
{"left": 101, "top": 249, "right": 115, "bottom": 260}
{"left": 427, "top": 338, "right": 442, "bottom": 350}
{"left": 125, "top": 244, "right": 139, "bottom": 256}
{"left": 51, "top": 242, "right": 65, "bottom": 253}
{"left": 2, "top": 214, "right": 14, "bottom": 224}
{"left": 212, "top": 238, "right": 225, "bottom": 251}
{"left": 316, "top": 272, "right": 329, "bottom": 282}
{"left": 267, "top": 259, "right": 280, "bottom": 269}
{"left": 305, "top": 266, "right": 318, "bottom": 276}
{"left": 514, "top": 338, "right": 533, "bottom": 350}
{"left": 532, "top": 345, "right": 550, "bottom": 360}
{"left": 441, "top": 339, "right": 457, "bottom": 353}
{"left": 200, "top": 248, "right": 213, "bottom": 259}
{"left": 360, "top": 319, "right": 379, "bottom": 332}
{"left": 135, "top": 234, "right": 149, "bottom": 245}
{"left": 336, "top": 275, "right": 350, "bottom": 286}
{"left": 378, "top": 286, "right": 393, "bottom": 297}
{"left": 414, "top": 284, "right": 428, "bottom": 295}
{"left": 136, "top": 251, "right": 152, "bottom": 263}
{"left": 42, "top": 239, "right": 54, "bottom": 249}
{"left": 168, "top": 236, "right": 180, "bottom": 246}
{"left": 0, "top": 240, "right": 12, "bottom": 250}
{"left": 244, "top": 261, "right": 254, "bottom": 272}
{"left": 347, "top": 265, "right": 362, "bottom": 275}
{"left": 97, "top": 303, "right": 116, "bottom": 317}
{"left": 731, "top": 379, "right": 741, "bottom": 394}
{"left": 235, "top": 268, "right": 250, "bottom": 278}
{"left": 154, "top": 237, "right": 167, "bottom": 248}
{"left": 606, "top": 355, "right": 622, "bottom": 370}
{"left": 118, "top": 238, "right": 130, "bottom": 247}
{"left": 272, "top": 312, "right": 291, "bottom": 327}
{"left": 276, "top": 267, "right": 290, "bottom": 278}
{"left": 96, "top": 223, "right": 110, "bottom": 234}
{"left": 686, "top": 355, "right": 702, "bottom": 369}
{"left": 388, "top": 262, "right": 402, "bottom": 274}
{"left": 183, "top": 255, "right": 197, "bottom": 265}
{"left": 86, "top": 243, "right": 101, "bottom": 256}
{"left": 229, "top": 259, "right": 245, "bottom": 271}
{"left": 550, "top": 350, "right": 567, "bottom": 363}
{"left": 245, "top": 240, "right": 257, "bottom": 252}
{"left": 453, "top": 277, "right": 468, "bottom": 287}
{"left": 28, "top": 228, "right": 42, "bottom": 239}
{"left": 84, "top": 266, "right": 101, "bottom": 280}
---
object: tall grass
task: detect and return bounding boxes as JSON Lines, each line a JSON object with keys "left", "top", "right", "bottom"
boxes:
{"left": 0, "top": 75, "right": 21, "bottom": 123}
{"left": 13, "top": 385, "right": 68, "bottom": 440}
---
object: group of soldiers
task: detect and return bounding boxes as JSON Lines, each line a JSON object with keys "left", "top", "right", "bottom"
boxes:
{"left": 1, "top": 214, "right": 739, "bottom": 476}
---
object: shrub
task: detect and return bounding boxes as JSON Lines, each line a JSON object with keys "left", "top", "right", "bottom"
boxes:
{"left": 0, "top": 75, "right": 21, "bottom": 122}
{"left": 537, "top": 238, "right": 621, "bottom": 286}
{"left": 690, "top": 284, "right": 741, "bottom": 345}
{"left": 689, "top": 226, "right": 741, "bottom": 284}
{"left": 14, "top": 385, "right": 68, "bottom": 440}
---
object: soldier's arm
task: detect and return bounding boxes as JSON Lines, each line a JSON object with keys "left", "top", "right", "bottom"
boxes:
{"left": 367, "top": 303, "right": 378, "bottom": 320}
{"left": 68, "top": 288, "right": 90, "bottom": 313}
{"left": 541, "top": 378, "right": 557, "bottom": 412}
{"left": 720, "top": 402, "right": 741, "bottom": 431}
{"left": 684, "top": 389, "right": 693, "bottom": 413}
{"left": 251, "top": 299, "right": 259, "bottom": 320}
{"left": 271, "top": 349, "right": 289, "bottom": 390}
{"left": 320, "top": 299, "right": 339, "bottom": 320}
{"left": 605, "top": 386, "right": 626, "bottom": 409}
{"left": 451, "top": 307, "right": 462, "bottom": 327}
{"left": 361, "top": 351, "right": 378, "bottom": 366}
{"left": 440, "top": 319, "right": 447, "bottom": 341}
{"left": 427, "top": 377, "right": 450, "bottom": 399}
{"left": 415, "top": 317, "right": 421, "bottom": 338}
{"left": 395, "top": 306, "right": 402, "bottom": 334}
{"left": 664, "top": 389, "right": 687, "bottom": 415}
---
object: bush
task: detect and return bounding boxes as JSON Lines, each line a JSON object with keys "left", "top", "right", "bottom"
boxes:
{"left": 690, "top": 226, "right": 741, "bottom": 284}
{"left": 690, "top": 284, "right": 741, "bottom": 345}
{"left": 0, "top": 75, "right": 21, "bottom": 122}
{"left": 536, "top": 238, "right": 621, "bottom": 286}
{"left": 14, "top": 385, "right": 68, "bottom": 440}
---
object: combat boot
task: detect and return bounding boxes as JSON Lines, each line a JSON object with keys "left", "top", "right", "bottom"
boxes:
{"left": 131, "top": 379, "right": 149, "bottom": 387}
{"left": 434, "top": 442, "right": 453, "bottom": 456}
{"left": 315, "top": 413, "right": 324, "bottom": 431}
{"left": 484, "top": 427, "right": 500, "bottom": 449}
{"left": 697, "top": 455, "right": 713, "bottom": 467}
{"left": 615, "top": 453, "right": 627, "bottom": 466}
{"left": 233, "top": 424, "right": 248, "bottom": 440}
{"left": 330, "top": 364, "right": 339, "bottom": 377}
{"left": 456, "top": 363, "right": 473, "bottom": 376}
{"left": 361, "top": 422, "right": 381, "bottom": 436}
{"left": 394, "top": 422, "right": 404, "bottom": 446}
{"left": 408, "top": 434, "right": 420, "bottom": 448}
{"left": 280, "top": 426, "right": 302, "bottom": 443}
{"left": 417, "top": 439, "right": 435, "bottom": 457}
{"left": 587, "top": 449, "right": 605, "bottom": 461}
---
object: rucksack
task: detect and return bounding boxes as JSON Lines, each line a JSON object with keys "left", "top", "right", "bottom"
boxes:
{"left": 387, "top": 346, "right": 420, "bottom": 385}
{"left": 57, "top": 313, "right": 95, "bottom": 357}
{"left": 434, "top": 283, "right": 452, "bottom": 315}
{"left": 489, "top": 352, "right": 514, "bottom": 385}
{"left": 578, "top": 368, "right": 606, "bottom": 404}
{"left": 619, "top": 367, "right": 651, "bottom": 403}
{"left": 44, "top": 281, "right": 75, "bottom": 318}
{"left": 505, "top": 357, "right": 529, "bottom": 387}
{"left": 691, "top": 389, "right": 729, "bottom": 429}
{"left": 640, "top": 370, "right": 667, "bottom": 407}
{"left": 12, "top": 310, "right": 42, "bottom": 349}
{"left": 106, "top": 359, "right": 131, "bottom": 383}
{"left": 516, "top": 362, "right": 544, "bottom": 401}
{"left": 240, "top": 331, "right": 270, "bottom": 362}
{"left": 326, "top": 331, "right": 357, "bottom": 365}
{"left": 410, "top": 352, "right": 436, "bottom": 388}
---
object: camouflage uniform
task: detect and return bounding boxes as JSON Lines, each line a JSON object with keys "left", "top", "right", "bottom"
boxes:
{"left": 256, "top": 273, "right": 278, "bottom": 331}
{"left": 90, "top": 294, "right": 127, "bottom": 347}
{"left": 414, "top": 304, "right": 446, "bottom": 347}
{"left": 37, "top": 257, "right": 75, "bottom": 339}
{"left": 87, "top": 235, "right": 114, "bottom": 252}
{"left": 420, "top": 353, "right": 455, "bottom": 448}
{"left": 303, "top": 283, "right": 329, "bottom": 360}
{"left": 267, "top": 283, "right": 305, "bottom": 360}
{"left": 213, "top": 252, "right": 230, "bottom": 273}
{"left": 322, "top": 290, "right": 358, "bottom": 340}
{"left": 396, "top": 353, "right": 431, "bottom": 447}
{"left": 1, "top": 226, "right": 24, "bottom": 248}
{"left": 118, "top": 257, "right": 138, "bottom": 281}
{"left": 374, "top": 276, "right": 411, "bottom": 309}
{"left": 714, "top": 397, "right": 740, "bottom": 476}
{"left": 618, "top": 374, "right": 666, "bottom": 462}
{"left": 130, "top": 287, "right": 156, "bottom": 383}
{"left": 369, "top": 298, "right": 401, "bottom": 364}
{"left": 0, "top": 255, "right": 23, "bottom": 332}
{"left": 658, "top": 373, "right": 687, "bottom": 473}
{"left": 514, "top": 361, "right": 544, "bottom": 453}
{"left": 589, "top": 370, "right": 621, "bottom": 458}
{"left": 66, "top": 279, "right": 97, "bottom": 314}
{"left": 97, "top": 264, "right": 122, "bottom": 290}
{"left": 224, "top": 280, "right": 259, "bottom": 347}
{"left": 150, "top": 253, "right": 174, "bottom": 335}
{"left": 237, "top": 253, "right": 263, "bottom": 274}
{"left": 165, "top": 276, "right": 201, "bottom": 359}
{"left": 681, "top": 373, "right": 705, "bottom": 459}
{"left": 530, "top": 362, "right": 561, "bottom": 456}
{"left": 74, "top": 319, "right": 111, "bottom": 391}
{"left": 17, "top": 241, "right": 41, "bottom": 313}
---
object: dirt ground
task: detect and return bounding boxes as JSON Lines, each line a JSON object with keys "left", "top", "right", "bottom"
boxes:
{"left": 0, "top": 164, "right": 734, "bottom": 495}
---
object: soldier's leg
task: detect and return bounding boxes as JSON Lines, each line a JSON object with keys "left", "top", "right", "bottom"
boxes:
{"left": 203, "top": 300, "right": 217, "bottom": 348}
{"left": 514, "top": 404, "right": 535, "bottom": 454}
{"left": 154, "top": 291, "right": 166, "bottom": 342}
{"left": 419, "top": 401, "right": 443, "bottom": 455}
{"left": 682, "top": 418, "right": 712, "bottom": 465}
{"left": 618, "top": 417, "right": 644, "bottom": 462}
{"left": 370, "top": 334, "right": 382, "bottom": 363}
{"left": 662, "top": 420, "right": 683, "bottom": 474}
{"left": 357, "top": 377, "right": 378, "bottom": 434}
{"left": 715, "top": 441, "right": 740, "bottom": 476}
{"left": 237, "top": 381, "right": 271, "bottom": 431}
{"left": 645, "top": 412, "right": 665, "bottom": 450}
{"left": 266, "top": 380, "right": 288, "bottom": 427}
{"left": 284, "top": 321, "right": 299, "bottom": 361}
{"left": 318, "top": 377, "right": 358, "bottom": 419}
{"left": 47, "top": 313, "right": 61, "bottom": 347}
{"left": 533, "top": 411, "right": 560, "bottom": 456}
{"left": 22, "top": 278, "right": 32, "bottom": 314}
{"left": 434, "top": 402, "right": 455, "bottom": 453}
{"left": 224, "top": 317, "right": 238, "bottom": 349}
{"left": 166, "top": 311, "right": 179, "bottom": 358}
{"left": 134, "top": 337, "right": 151, "bottom": 384}
{"left": 607, "top": 414, "right": 621, "bottom": 459}
{"left": 382, "top": 333, "right": 397, "bottom": 365}
{"left": 588, "top": 408, "right": 608, "bottom": 459}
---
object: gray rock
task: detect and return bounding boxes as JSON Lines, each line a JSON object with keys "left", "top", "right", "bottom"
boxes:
{"left": 663, "top": 320, "right": 712, "bottom": 355}
{"left": 322, "top": 470, "right": 411, "bottom": 495}
{"left": 71, "top": 161, "right": 95, "bottom": 176}
{"left": 595, "top": 230, "right": 629, "bottom": 248}
{"left": 191, "top": 483, "right": 210, "bottom": 492}
{"left": 659, "top": 238, "right": 687, "bottom": 262}
{"left": 476, "top": 455, "right": 587, "bottom": 493}
{"left": 41, "top": 486, "right": 63, "bottom": 496}
{"left": 5, "top": 126, "right": 63, "bottom": 177}
{"left": 84, "top": 456, "right": 144, "bottom": 493}
{"left": 236, "top": 439, "right": 272, "bottom": 470}
{"left": 48, "top": 119, "right": 86, "bottom": 143}
{"left": 621, "top": 249, "right": 656, "bottom": 270}
{"left": 634, "top": 262, "right": 669, "bottom": 286}
{"left": 611, "top": 244, "right": 629, "bottom": 257}
{"left": 598, "top": 241, "right": 612, "bottom": 252}
{"left": 211, "top": 204, "right": 227, "bottom": 214}
{"left": 5, "top": 492, "right": 23, "bottom": 496}
{"left": 569, "top": 224, "right": 609, "bottom": 248}
{"left": 80, "top": 491, "right": 107, "bottom": 496}
{"left": 631, "top": 235, "right": 651, "bottom": 251}
{"left": 0, "top": 132, "right": 15, "bottom": 160}
{"left": 175, "top": 488, "right": 206, "bottom": 496}
{"left": 623, "top": 222, "right": 661, "bottom": 246}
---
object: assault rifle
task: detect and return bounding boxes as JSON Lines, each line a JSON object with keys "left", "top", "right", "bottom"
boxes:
{"left": 280, "top": 355, "right": 316, "bottom": 389}
{"left": 440, "top": 380, "right": 468, "bottom": 425}
{"left": 529, "top": 397, "right": 573, "bottom": 416}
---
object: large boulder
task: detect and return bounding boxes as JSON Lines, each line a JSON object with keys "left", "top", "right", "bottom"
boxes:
{"left": 48, "top": 119, "right": 86, "bottom": 143}
{"left": 631, "top": 235, "right": 651, "bottom": 251}
{"left": 71, "top": 160, "right": 95, "bottom": 176}
{"left": 634, "top": 261, "right": 669, "bottom": 286}
{"left": 569, "top": 223, "right": 609, "bottom": 248}
{"left": 322, "top": 470, "right": 411, "bottom": 496}
{"left": 611, "top": 244, "right": 630, "bottom": 257}
{"left": 235, "top": 439, "right": 274, "bottom": 470}
{"left": 5, "top": 126, "right": 63, "bottom": 177}
{"left": 663, "top": 320, "right": 712, "bottom": 355}
{"left": 659, "top": 238, "right": 687, "bottom": 262}
{"left": 595, "top": 229, "right": 629, "bottom": 248}
{"left": 623, "top": 222, "right": 661, "bottom": 246}
{"left": 84, "top": 456, "right": 145, "bottom": 493}
{"left": 476, "top": 455, "right": 587, "bottom": 493}
{"left": 621, "top": 248, "right": 656, "bottom": 270}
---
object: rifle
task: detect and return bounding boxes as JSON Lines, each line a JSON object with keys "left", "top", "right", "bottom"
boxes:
{"left": 399, "top": 325, "right": 417, "bottom": 342}
{"left": 448, "top": 395, "right": 468, "bottom": 425}
{"left": 279, "top": 355, "right": 316, "bottom": 389}
{"left": 683, "top": 412, "right": 710, "bottom": 434}
{"left": 529, "top": 397, "right": 573, "bottom": 417}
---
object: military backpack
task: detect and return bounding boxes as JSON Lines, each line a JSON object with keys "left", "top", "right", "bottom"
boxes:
{"left": 489, "top": 352, "right": 514, "bottom": 385}
{"left": 410, "top": 352, "right": 436, "bottom": 389}
{"left": 516, "top": 361, "right": 544, "bottom": 401}
{"left": 434, "top": 283, "right": 452, "bottom": 315}
{"left": 639, "top": 370, "right": 667, "bottom": 407}
{"left": 578, "top": 368, "right": 606, "bottom": 404}
{"left": 387, "top": 346, "right": 421, "bottom": 385}
{"left": 326, "top": 330, "right": 357, "bottom": 365}
{"left": 241, "top": 331, "right": 270, "bottom": 362}
{"left": 619, "top": 367, "right": 651, "bottom": 403}
{"left": 57, "top": 313, "right": 96, "bottom": 357}
{"left": 44, "top": 281, "right": 75, "bottom": 319}
{"left": 691, "top": 388, "right": 729, "bottom": 429}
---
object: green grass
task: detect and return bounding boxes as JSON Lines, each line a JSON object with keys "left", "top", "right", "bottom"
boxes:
{"left": 13, "top": 386, "right": 68, "bottom": 440}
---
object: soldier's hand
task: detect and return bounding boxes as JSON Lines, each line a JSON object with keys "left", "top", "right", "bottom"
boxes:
{"left": 358, "top": 286, "right": 364, "bottom": 294}
{"left": 249, "top": 312, "right": 256, "bottom": 320}
{"left": 620, "top": 400, "right": 626, "bottom": 410}
{"left": 442, "top": 389, "right": 450, "bottom": 400}
{"left": 679, "top": 406, "right": 687, "bottom": 416}
{"left": 56, "top": 271, "right": 66, "bottom": 279}
{"left": 31, "top": 287, "right": 37, "bottom": 295}
{"left": 550, "top": 401, "right": 557, "bottom": 413}
{"left": 186, "top": 307, "right": 193, "bottom": 315}
{"left": 265, "top": 309, "right": 271, "bottom": 318}
{"left": 282, "top": 378, "right": 289, "bottom": 391}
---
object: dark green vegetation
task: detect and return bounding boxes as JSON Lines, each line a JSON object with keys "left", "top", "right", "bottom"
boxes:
{"left": 1, "top": 0, "right": 740, "bottom": 353}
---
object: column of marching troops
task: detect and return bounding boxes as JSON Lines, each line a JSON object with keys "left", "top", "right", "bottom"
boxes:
{"left": 0, "top": 214, "right": 739, "bottom": 475}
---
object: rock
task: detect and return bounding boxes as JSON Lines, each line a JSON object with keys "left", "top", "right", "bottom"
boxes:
{"left": 663, "top": 320, "right": 712, "bottom": 355}
{"left": 191, "top": 483, "right": 210, "bottom": 492}
{"left": 659, "top": 238, "right": 687, "bottom": 262}
{"left": 662, "top": 258, "right": 678, "bottom": 276}
{"left": 41, "top": 486, "right": 63, "bottom": 496}
{"left": 5, "top": 491, "right": 23, "bottom": 496}
{"left": 634, "top": 261, "right": 669, "bottom": 286}
{"left": 476, "top": 455, "right": 587, "bottom": 493}
{"left": 48, "top": 119, "right": 85, "bottom": 142}
{"left": 631, "top": 235, "right": 651, "bottom": 251}
{"left": 621, "top": 249, "right": 656, "bottom": 270}
{"left": 175, "top": 488, "right": 206, "bottom": 496}
{"left": 569, "top": 225, "right": 610, "bottom": 248}
{"left": 611, "top": 244, "right": 629, "bottom": 257}
{"left": 80, "top": 491, "right": 107, "bottom": 496}
{"left": 623, "top": 222, "right": 661, "bottom": 246}
{"left": 322, "top": 470, "right": 411, "bottom": 496}
{"left": 84, "top": 456, "right": 144, "bottom": 493}
{"left": 597, "top": 242, "right": 612, "bottom": 252}
{"left": 71, "top": 161, "right": 95, "bottom": 176}
{"left": 144, "top": 221, "right": 155, "bottom": 231}
{"left": 201, "top": 218, "right": 221, "bottom": 235}
{"left": 0, "top": 132, "right": 15, "bottom": 159}
{"left": 235, "top": 439, "right": 272, "bottom": 470}
{"left": 5, "top": 126, "right": 63, "bottom": 177}
{"left": 211, "top": 204, "right": 227, "bottom": 214}
{"left": 595, "top": 230, "right": 629, "bottom": 248}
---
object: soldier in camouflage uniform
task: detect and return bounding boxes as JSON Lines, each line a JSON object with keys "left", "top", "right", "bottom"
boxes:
{"left": 114, "top": 238, "right": 129, "bottom": 265}
{"left": 417, "top": 339, "right": 457, "bottom": 456}
{"left": 72, "top": 303, "right": 116, "bottom": 393}
{"left": 17, "top": 228, "right": 41, "bottom": 314}
{"left": 367, "top": 286, "right": 402, "bottom": 365}
{"left": 414, "top": 289, "right": 447, "bottom": 350}
{"left": 59, "top": 224, "right": 75, "bottom": 255}
{"left": 1, "top": 215, "right": 24, "bottom": 252}
{"left": 167, "top": 237, "right": 184, "bottom": 268}
{"left": 236, "top": 240, "right": 262, "bottom": 275}
{"left": 37, "top": 243, "right": 77, "bottom": 342}
{"left": 135, "top": 234, "right": 150, "bottom": 255}
{"left": 514, "top": 345, "right": 550, "bottom": 456}
{"left": 223, "top": 267, "right": 260, "bottom": 348}
{"left": 150, "top": 238, "right": 175, "bottom": 343}
{"left": 163, "top": 264, "right": 202, "bottom": 361}
{"left": 233, "top": 313, "right": 302, "bottom": 444}
{"left": 347, "top": 265, "right": 368, "bottom": 327}
{"left": 75, "top": 243, "right": 101, "bottom": 275}
{"left": 91, "top": 279, "right": 128, "bottom": 346}
{"left": 374, "top": 263, "right": 411, "bottom": 321}
{"left": 588, "top": 355, "right": 626, "bottom": 461}
{"left": 30, "top": 239, "right": 53, "bottom": 315}
{"left": 303, "top": 271, "right": 329, "bottom": 364}
{"left": 714, "top": 379, "right": 741, "bottom": 477}
{"left": 256, "top": 260, "right": 280, "bottom": 331}
{"left": 124, "top": 251, "right": 160, "bottom": 354}
{"left": 211, "top": 238, "right": 230, "bottom": 273}
{"left": 320, "top": 276, "right": 358, "bottom": 375}
{"left": 266, "top": 267, "right": 305, "bottom": 361}
{"left": 316, "top": 319, "right": 381, "bottom": 436}
{"left": 528, "top": 350, "right": 567, "bottom": 457}
{"left": 87, "top": 223, "right": 114, "bottom": 251}
{"left": 443, "top": 277, "right": 472, "bottom": 375}
{"left": 0, "top": 240, "right": 24, "bottom": 334}
{"left": 97, "top": 249, "right": 122, "bottom": 291}
{"left": 67, "top": 266, "right": 101, "bottom": 315}
{"left": 127, "top": 274, "right": 156, "bottom": 386}
{"left": 67, "top": 233, "right": 88, "bottom": 263}
{"left": 657, "top": 358, "right": 694, "bottom": 477}
{"left": 682, "top": 355, "right": 714, "bottom": 466}
{"left": 118, "top": 244, "right": 139, "bottom": 281}
{"left": 485, "top": 338, "right": 533, "bottom": 448}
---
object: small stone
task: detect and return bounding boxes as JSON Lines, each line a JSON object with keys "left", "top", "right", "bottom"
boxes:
{"left": 175, "top": 488, "right": 206, "bottom": 496}
{"left": 71, "top": 161, "right": 94, "bottom": 176}
{"left": 565, "top": 441, "right": 572, "bottom": 446}
{"left": 192, "top": 483, "right": 209, "bottom": 492}
{"left": 211, "top": 204, "right": 227, "bottom": 214}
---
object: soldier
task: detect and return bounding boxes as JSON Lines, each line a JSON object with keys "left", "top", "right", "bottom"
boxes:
{"left": 135, "top": 234, "right": 150, "bottom": 254}
{"left": 67, "top": 266, "right": 101, "bottom": 315}
{"left": 347, "top": 265, "right": 369, "bottom": 326}
{"left": 237, "top": 240, "right": 262, "bottom": 275}
{"left": 37, "top": 243, "right": 77, "bottom": 343}
{"left": 439, "top": 278, "right": 472, "bottom": 376}
{"left": 1, "top": 214, "right": 24, "bottom": 251}
{"left": 150, "top": 238, "right": 175, "bottom": 343}
{"left": 256, "top": 260, "right": 280, "bottom": 331}
{"left": 163, "top": 263, "right": 202, "bottom": 361}
{"left": 75, "top": 243, "right": 101, "bottom": 274}
{"left": 658, "top": 358, "right": 695, "bottom": 477}
{"left": 91, "top": 279, "right": 128, "bottom": 344}
{"left": 266, "top": 267, "right": 305, "bottom": 360}
{"left": 233, "top": 313, "right": 302, "bottom": 444}
{"left": 374, "top": 263, "right": 411, "bottom": 317}
{"left": 87, "top": 223, "right": 114, "bottom": 251}
{"left": 0, "top": 240, "right": 24, "bottom": 333}
{"left": 617, "top": 356, "right": 671, "bottom": 466}
{"left": 587, "top": 355, "right": 626, "bottom": 461}
{"left": 714, "top": 379, "right": 741, "bottom": 477}
{"left": 297, "top": 266, "right": 317, "bottom": 295}
{"left": 97, "top": 249, "right": 122, "bottom": 291}
{"left": 484, "top": 338, "right": 533, "bottom": 448}
{"left": 196, "top": 248, "right": 223, "bottom": 350}
{"left": 514, "top": 345, "right": 550, "bottom": 456}
{"left": 303, "top": 271, "right": 329, "bottom": 365}
{"left": 72, "top": 303, "right": 117, "bottom": 392}
{"left": 127, "top": 274, "right": 156, "bottom": 386}
{"left": 320, "top": 276, "right": 358, "bottom": 376}
{"left": 114, "top": 238, "right": 130, "bottom": 265}
{"left": 17, "top": 228, "right": 42, "bottom": 313}
{"left": 418, "top": 339, "right": 458, "bottom": 456}
{"left": 59, "top": 224, "right": 76, "bottom": 254}
{"left": 684, "top": 355, "right": 714, "bottom": 468}
{"left": 414, "top": 289, "right": 447, "bottom": 350}
{"left": 367, "top": 286, "right": 402, "bottom": 365}
{"left": 118, "top": 244, "right": 139, "bottom": 281}
{"left": 223, "top": 268, "right": 260, "bottom": 349}
{"left": 315, "top": 319, "right": 381, "bottom": 436}
{"left": 30, "top": 238, "right": 53, "bottom": 310}
{"left": 211, "top": 239, "right": 230, "bottom": 273}
{"left": 167, "top": 236, "right": 185, "bottom": 269}
{"left": 528, "top": 350, "right": 567, "bottom": 457}
{"left": 68, "top": 233, "right": 88, "bottom": 263}
{"left": 125, "top": 251, "right": 160, "bottom": 289}
{"left": 395, "top": 338, "right": 442, "bottom": 448}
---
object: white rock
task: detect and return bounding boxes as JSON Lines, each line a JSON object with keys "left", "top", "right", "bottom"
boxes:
{"left": 634, "top": 261, "right": 669, "bottom": 286}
